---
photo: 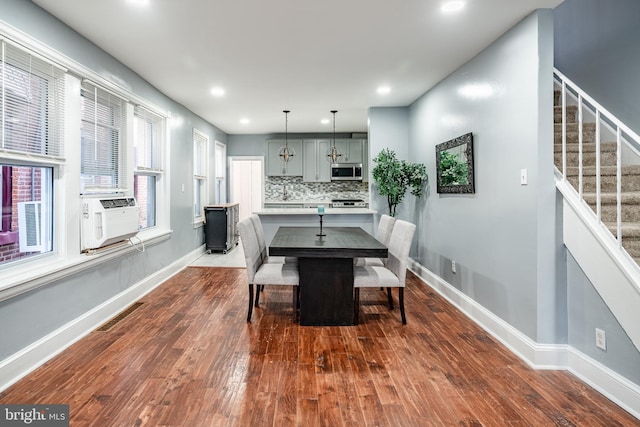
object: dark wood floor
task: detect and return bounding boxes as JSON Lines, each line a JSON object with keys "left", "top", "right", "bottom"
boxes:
{"left": 1, "top": 266, "right": 638, "bottom": 426}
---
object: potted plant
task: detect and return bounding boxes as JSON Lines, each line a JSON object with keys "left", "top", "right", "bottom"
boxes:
{"left": 372, "top": 148, "right": 427, "bottom": 217}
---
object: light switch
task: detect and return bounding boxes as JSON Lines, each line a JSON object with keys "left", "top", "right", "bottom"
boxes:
{"left": 520, "top": 169, "right": 528, "bottom": 185}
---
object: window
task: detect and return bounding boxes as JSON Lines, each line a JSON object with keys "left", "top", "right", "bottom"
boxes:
{"left": 133, "top": 106, "right": 165, "bottom": 230}
{"left": 214, "top": 141, "right": 226, "bottom": 204}
{"left": 193, "top": 129, "right": 208, "bottom": 223}
{"left": 80, "top": 81, "right": 128, "bottom": 194}
{"left": 0, "top": 39, "right": 64, "bottom": 266}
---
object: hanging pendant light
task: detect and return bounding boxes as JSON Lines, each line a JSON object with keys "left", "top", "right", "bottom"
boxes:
{"left": 279, "top": 110, "right": 295, "bottom": 166}
{"left": 327, "top": 110, "right": 342, "bottom": 163}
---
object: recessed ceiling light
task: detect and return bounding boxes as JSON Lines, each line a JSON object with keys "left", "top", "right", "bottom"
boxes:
{"left": 441, "top": 1, "right": 465, "bottom": 13}
{"left": 210, "top": 87, "right": 225, "bottom": 97}
{"left": 240, "top": 118, "right": 250, "bottom": 125}
{"left": 321, "top": 118, "right": 330, "bottom": 125}
{"left": 377, "top": 86, "right": 391, "bottom": 95}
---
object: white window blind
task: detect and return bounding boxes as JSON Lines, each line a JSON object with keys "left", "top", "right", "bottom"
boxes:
{"left": 133, "top": 106, "right": 163, "bottom": 173}
{"left": 80, "top": 81, "right": 128, "bottom": 193}
{"left": 0, "top": 39, "right": 66, "bottom": 161}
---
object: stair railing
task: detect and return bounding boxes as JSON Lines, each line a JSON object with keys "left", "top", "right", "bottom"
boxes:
{"left": 554, "top": 68, "right": 640, "bottom": 249}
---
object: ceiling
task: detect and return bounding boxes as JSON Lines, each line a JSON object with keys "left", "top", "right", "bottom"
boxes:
{"left": 32, "top": 0, "right": 563, "bottom": 135}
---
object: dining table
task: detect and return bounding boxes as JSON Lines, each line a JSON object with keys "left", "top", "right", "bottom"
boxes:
{"left": 268, "top": 226, "right": 388, "bottom": 326}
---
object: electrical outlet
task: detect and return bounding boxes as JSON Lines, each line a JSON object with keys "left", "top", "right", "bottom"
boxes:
{"left": 595, "top": 328, "right": 607, "bottom": 351}
{"left": 451, "top": 260, "right": 456, "bottom": 274}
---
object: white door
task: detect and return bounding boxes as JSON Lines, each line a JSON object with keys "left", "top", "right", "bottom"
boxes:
{"left": 230, "top": 156, "right": 263, "bottom": 221}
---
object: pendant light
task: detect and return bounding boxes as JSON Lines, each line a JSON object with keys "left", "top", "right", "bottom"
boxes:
{"left": 327, "top": 110, "right": 342, "bottom": 163}
{"left": 278, "top": 110, "right": 295, "bottom": 167}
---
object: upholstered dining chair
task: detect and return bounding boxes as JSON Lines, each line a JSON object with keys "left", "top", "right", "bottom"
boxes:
{"left": 354, "top": 214, "right": 396, "bottom": 267}
{"left": 238, "top": 217, "right": 299, "bottom": 322}
{"left": 353, "top": 219, "right": 416, "bottom": 325}
{"left": 249, "top": 214, "right": 297, "bottom": 265}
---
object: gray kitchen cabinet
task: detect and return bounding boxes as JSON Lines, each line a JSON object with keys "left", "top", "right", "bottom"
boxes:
{"left": 334, "top": 139, "right": 366, "bottom": 164}
{"left": 266, "top": 139, "right": 303, "bottom": 176}
{"left": 303, "top": 139, "right": 331, "bottom": 182}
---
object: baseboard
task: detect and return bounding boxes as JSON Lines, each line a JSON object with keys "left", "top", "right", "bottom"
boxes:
{"left": 408, "top": 258, "right": 640, "bottom": 420}
{"left": 0, "top": 245, "right": 205, "bottom": 393}
{"left": 568, "top": 348, "right": 640, "bottom": 419}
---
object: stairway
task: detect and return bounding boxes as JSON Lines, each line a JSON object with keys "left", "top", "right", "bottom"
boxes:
{"left": 553, "top": 91, "right": 640, "bottom": 264}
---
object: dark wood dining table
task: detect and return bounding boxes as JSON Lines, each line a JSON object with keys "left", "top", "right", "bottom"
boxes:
{"left": 269, "top": 226, "right": 388, "bottom": 326}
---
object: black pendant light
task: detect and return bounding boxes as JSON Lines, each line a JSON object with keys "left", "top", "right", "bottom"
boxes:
{"left": 327, "top": 110, "right": 342, "bottom": 163}
{"left": 279, "top": 110, "right": 295, "bottom": 166}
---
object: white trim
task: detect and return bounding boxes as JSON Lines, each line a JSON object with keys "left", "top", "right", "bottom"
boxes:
{"left": 568, "top": 348, "right": 640, "bottom": 420}
{"left": 0, "top": 244, "right": 204, "bottom": 393}
{"left": 0, "top": 21, "right": 168, "bottom": 119}
{"left": 408, "top": 259, "right": 569, "bottom": 370}
{"left": 0, "top": 231, "right": 171, "bottom": 303}
{"left": 408, "top": 259, "right": 640, "bottom": 420}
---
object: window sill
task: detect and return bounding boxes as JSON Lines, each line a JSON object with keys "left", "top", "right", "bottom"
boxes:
{"left": 0, "top": 229, "right": 172, "bottom": 303}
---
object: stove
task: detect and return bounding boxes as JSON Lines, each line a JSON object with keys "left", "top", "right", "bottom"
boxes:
{"left": 331, "top": 198, "right": 367, "bottom": 208}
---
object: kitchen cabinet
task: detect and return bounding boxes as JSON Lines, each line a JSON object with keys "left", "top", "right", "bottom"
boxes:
{"left": 303, "top": 139, "right": 331, "bottom": 182}
{"left": 204, "top": 203, "right": 239, "bottom": 253}
{"left": 266, "top": 139, "right": 303, "bottom": 176}
{"left": 334, "top": 139, "right": 366, "bottom": 164}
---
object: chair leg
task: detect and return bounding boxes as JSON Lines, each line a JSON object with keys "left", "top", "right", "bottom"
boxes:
{"left": 399, "top": 287, "right": 406, "bottom": 325}
{"left": 247, "top": 284, "right": 254, "bottom": 322}
{"left": 387, "top": 287, "right": 394, "bottom": 310}
{"left": 254, "top": 284, "right": 261, "bottom": 307}
{"left": 354, "top": 288, "right": 360, "bottom": 325}
{"left": 293, "top": 287, "right": 299, "bottom": 323}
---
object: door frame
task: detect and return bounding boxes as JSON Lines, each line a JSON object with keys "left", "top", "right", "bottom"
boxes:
{"left": 229, "top": 156, "right": 265, "bottom": 220}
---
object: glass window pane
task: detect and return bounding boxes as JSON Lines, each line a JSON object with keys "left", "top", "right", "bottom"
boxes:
{"left": 134, "top": 175, "right": 156, "bottom": 229}
{"left": 0, "top": 164, "right": 53, "bottom": 266}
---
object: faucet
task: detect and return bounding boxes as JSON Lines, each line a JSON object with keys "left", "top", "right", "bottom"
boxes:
{"left": 283, "top": 184, "right": 288, "bottom": 200}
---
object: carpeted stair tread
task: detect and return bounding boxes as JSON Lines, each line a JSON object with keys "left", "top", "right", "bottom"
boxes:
{"left": 605, "top": 222, "right": 640, "bottom": 235}
{"left": 564, "top": 165, "right": 640, "bottom": 176}
{"left": 554, "top": 142, "right": 617, "bottom": 152}
{"left": 583, "top": 191, "right": 640, "bottom": 205}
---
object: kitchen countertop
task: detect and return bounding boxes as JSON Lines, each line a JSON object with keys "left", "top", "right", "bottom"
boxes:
{"left": 263, "top": 200, "right": 332, "bottom": 205}
{"left": 256, "top": 207, "right": 376, "bottom": 215}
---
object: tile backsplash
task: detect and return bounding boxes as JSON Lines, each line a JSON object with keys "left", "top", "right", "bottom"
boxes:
{"left": 265, "top": 176, "right": 368, "bottom": 202}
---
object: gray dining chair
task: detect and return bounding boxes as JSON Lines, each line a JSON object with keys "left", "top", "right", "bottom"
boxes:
{"left": 353, "top": 219, "right": 416, "bottom": 325}
{"left": 249, "top": 214, "right": 297, "bottom": 265}
{"left": 238, "top": 217, "right": 299, "bottom": 322}
{"left": 354, "top": 214, "right": 396, "bottom": 267}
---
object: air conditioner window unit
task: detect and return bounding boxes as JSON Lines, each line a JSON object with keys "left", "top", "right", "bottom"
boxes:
{"left": 81, "top": 197, "right": 140, "bottom": 251}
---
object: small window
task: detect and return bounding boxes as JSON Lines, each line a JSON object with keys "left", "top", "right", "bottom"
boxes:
{"left": 133, "top": 106, "right": 164, "bottom": 230}
{"left": 193, "top": 129, "right": 209, "bottom": 223}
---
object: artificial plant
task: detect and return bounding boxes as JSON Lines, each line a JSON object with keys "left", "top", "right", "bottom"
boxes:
{"left": 371, "top": 148, "right": 427, "bottom": 217}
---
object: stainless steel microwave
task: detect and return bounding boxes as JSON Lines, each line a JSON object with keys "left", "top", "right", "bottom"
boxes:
{"left": 331, "top": 163, "right": 363, "bottom": 181}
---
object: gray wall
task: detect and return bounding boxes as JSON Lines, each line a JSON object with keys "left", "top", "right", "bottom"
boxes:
{"left": 367, "top": 107, "right": 410, "bottom": 216}
{"left": 567, "top": 253, "right": 640, "bottom": 384}
{"left": 555, "top": 0, "right": 640, "bottom": 383}
{"left": 0, "top": 0, "right": 227, "bottom": 359}
{"left": 554, "top": 0, "right": 640, "bottom": 136}
{"left": 396, "top": 10, "right": 559, "bottom": 342}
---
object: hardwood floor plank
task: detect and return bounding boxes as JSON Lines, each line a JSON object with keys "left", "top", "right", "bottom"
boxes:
{"left": 0, "top": 268, "right": 637, "bottom": 426}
